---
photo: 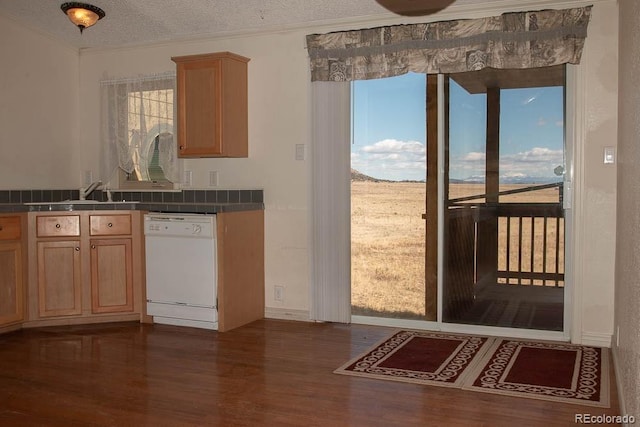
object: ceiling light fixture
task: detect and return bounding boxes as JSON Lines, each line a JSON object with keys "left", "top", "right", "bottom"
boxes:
{"left": 60, "top": 2, "right": 105, "bottom": 33}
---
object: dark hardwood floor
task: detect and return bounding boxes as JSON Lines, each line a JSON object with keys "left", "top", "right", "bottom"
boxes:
{"left": 0, "top": 319, "right": 620, "bottom": 426}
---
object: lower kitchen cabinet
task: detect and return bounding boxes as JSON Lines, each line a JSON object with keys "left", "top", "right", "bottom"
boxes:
{"left": 217, "top": 210, "right": 265, "bottom": 332}
{"left": 26, "top": 211, "right": 144, "bottom": 326}
{"left": 0, "top": 214, "right": 26, "bottom": 329}
{"left": 89, "top": 214, "right": 135, "bottom": 314}
{"left": 36, "top": 240, "right": 82, "bottom": 317}
{"left": 90, "top": 238, "right": 133, "bottom": 314}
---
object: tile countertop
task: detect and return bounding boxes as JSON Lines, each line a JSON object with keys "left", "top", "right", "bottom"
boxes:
{"left": 0, "top": 202, "right": 264, "bottom": 214}
{"left": 0, "top": 189, "right": 264, "bottom": 214}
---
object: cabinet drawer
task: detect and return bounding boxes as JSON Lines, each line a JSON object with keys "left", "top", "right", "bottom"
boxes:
{"left": 36, "top": 215, "right": 80, "bottom": 237}
{"left": 90, "top": 214, "right": 131, "bottom": 236}
{"left": 0, "top": 216, "right": 21, "bottom": 240}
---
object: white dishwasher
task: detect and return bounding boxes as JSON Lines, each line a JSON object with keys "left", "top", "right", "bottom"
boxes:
{"left": 144, "top": 213, "right": 218, "bottom": 330}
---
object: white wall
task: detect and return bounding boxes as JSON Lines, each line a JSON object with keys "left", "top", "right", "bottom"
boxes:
{"left": 78, "top": 31, "right": 313, "bottom": 313}
{"left": 0, "top": 1, "right": 620, "bottom": 340}
{"left": 0, "top": 14, "right": 80, "bottom": 189}
{"left": 573, "top": 0, "right": 618, "bottom": 345}
{"left": 615, "top": 0, "right": 640, "bottom": 419}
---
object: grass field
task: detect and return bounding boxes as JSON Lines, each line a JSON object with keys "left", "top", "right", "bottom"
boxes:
{"left": 351, "top": 181, "right": 563, "bottom": 319}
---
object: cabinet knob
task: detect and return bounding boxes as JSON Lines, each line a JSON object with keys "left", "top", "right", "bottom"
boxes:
{"left": 91, "top": 244, "right": 96, "bottom": 249}
{"left": 56, "top": 223, "right": 61, "bottom": 229}
{"left": 179, "top": 145, "right": 184, "bottom": 150}
{"left": 108, "top": 223, "right": 113, "bottom": 227}
{"left": 75, "top": 247, "right": 80, "bottom": 251}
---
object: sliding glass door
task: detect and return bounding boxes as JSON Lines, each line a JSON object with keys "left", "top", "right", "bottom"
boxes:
{"left": 349, "top": 67, "right": 569, "bottom": 334}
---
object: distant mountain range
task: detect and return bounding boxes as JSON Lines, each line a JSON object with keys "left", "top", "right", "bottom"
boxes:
{"left": 350, "top": 169, "right": 425, "bottom": 183}
{"left": 351, "top": 169, "right": 385, "bottom": 182}
{"left": 351, "top": 169, "right": 560, "bottom": 185}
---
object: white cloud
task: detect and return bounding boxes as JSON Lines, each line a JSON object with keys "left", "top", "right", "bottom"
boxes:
{"left": 449, "top": 151, "right": 485, "bottom": 174}
{"left": 499, "top": 147, "right": 563, "bottom": 178}
{"left": 362, "top": 139, "right": 425, "bottom": 154}
{"left": 354, "top": 139, "right": 426, "bottom": 181}
{"left": 463, "top": 152, "right": 485, "bottom": 161}
{"left": 356, "top": 141, "right": 563, "bottom": 181}
{"left": 537, "top": 117, "right": 547, "bottom": 126}
{"left": 449, "top": 147, "right": 563, "bottom": 180}
{"left": 503, "top": 147, "right": 563, "bottom": 164}
{"left": 501, "top": 172, "right": 527, "bottom": 178}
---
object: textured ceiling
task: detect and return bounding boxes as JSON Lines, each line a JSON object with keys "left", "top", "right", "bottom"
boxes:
{"left": 0, "top": 0, "right": 487, "bottom": 50}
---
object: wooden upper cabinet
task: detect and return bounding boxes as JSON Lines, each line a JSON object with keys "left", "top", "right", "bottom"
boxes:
{"left": 172, "top": 52, "right": 250, "bottom": 158}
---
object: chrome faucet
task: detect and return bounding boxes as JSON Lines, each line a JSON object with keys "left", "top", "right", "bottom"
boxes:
{"left": 80, "top": 181, "right": 102, "bottom": 200}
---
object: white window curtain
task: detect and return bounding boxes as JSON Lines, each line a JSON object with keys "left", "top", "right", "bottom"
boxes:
{"left": 100, "top": 72, "right": 181, "bottom": 185}
{"left": 310, "top": 81, "right": 352, "bottom": 323}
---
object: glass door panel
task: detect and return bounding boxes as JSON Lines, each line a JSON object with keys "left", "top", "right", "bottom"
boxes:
{"left": 350, "top": 73, "right": 428, "bottom": 320}
{"left": 442, "top": 66, "right": 566, "bottom": 331}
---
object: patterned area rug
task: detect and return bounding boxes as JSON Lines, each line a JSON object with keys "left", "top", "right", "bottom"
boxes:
{"left": 335, "top": 331, "right": 610, "bottom": 407}
{"left": 334, "top": 330, "right": 494, "bottom": 388}
{"left": 463, "top": 338, "right": 610, "bottom": 407}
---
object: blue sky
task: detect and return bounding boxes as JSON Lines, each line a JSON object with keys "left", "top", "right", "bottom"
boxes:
{"left": 351, "top": 73, "right": 565, "bottom": 182}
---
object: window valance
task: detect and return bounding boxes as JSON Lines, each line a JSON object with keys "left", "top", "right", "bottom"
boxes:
{"left": 306, "top": 6, "right": 591, "bottom": 82}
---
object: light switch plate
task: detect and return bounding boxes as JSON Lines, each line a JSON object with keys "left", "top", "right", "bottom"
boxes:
{"left": 604, "top": 147, "right": 615, "bottom": 164}
{"left": 295, "top": 144, "right": 305, "bottom": 161}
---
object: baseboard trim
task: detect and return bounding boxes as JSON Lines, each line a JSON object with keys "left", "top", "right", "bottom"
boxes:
{"left": 611, "top": 345, "right": 631, "bottom": 426}
{"left": 21, "top": 313, "right": 141, "bottom": 329}
{"left": 0, "top": 322, "right": 22, "bottom": 334}
{"left": 264, "top": 307, "right": 310, "bottom": 322}
{"left": 580, "top": 332, "right": 613, "bottom": 347}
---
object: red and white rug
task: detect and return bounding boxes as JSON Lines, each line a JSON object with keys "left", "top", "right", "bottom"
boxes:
{"left": 334, "top": 330, "right": 494, "bottom": 388}
{"left": 462, "top": 338, "right": 610, "bottom": 407}
{"left": 335, "top": 331, "right": 610, "bottom": 407}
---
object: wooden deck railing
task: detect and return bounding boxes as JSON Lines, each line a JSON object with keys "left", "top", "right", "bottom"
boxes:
{"left": 495, "top": 203, "right": 564, "bottom": 287}
{"left": 447, "top": 183, "right": 565, "bottom": 289}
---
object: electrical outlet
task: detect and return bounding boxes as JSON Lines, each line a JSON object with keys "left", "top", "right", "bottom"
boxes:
{"left": 274, "top": 285, "right": 284, "bottom": 302}
{"left": 209, "top": 171, "right": 219, "bottom": 187}
{"left": 183, "top": 170, "right": 192, "bottom": 187}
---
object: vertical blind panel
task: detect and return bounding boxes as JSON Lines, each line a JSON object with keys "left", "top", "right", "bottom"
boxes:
{"left": 310, "top": 81, "right": 352, "bottom": 323}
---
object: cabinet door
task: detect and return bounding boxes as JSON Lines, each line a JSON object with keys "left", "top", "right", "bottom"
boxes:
{"left": 176, "top": 58, "right": 222, "bottom": 157}
{"left": 173, "top": 52, "right": 249, "bottom": 158}
{"left": 90, "top": 238, "right": 133, "bottom": 314}
{"left": 37, "top": 240, "right": 82, "bottom": 317}
{"left": 0, "top": 241, "right": 24, "bottom": 325}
